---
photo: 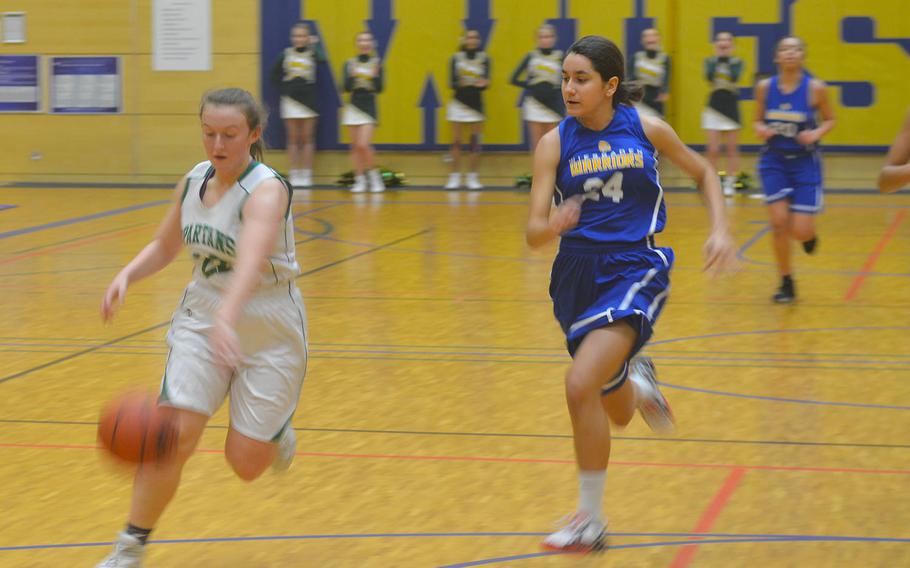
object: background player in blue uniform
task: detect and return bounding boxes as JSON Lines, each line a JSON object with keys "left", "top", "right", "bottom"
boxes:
{"left": 754, "top": 36, "right": 835, "bottom": 303}
{"left": 878, "top": 107, "right": 910, "bottom": 193}
{"left": 527, "top": 35, "right": 736, "bottom": 552}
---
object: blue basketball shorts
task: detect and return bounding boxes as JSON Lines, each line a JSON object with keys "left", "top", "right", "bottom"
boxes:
{"left": 758, "top": 150, "right": 823, "bottom": 214}
{"left": 549, "top": 239, "right": 674, "bottom": 375}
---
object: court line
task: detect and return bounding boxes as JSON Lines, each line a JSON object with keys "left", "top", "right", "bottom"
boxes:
{"left": 3, "top": 442, "right": 910, "bottom": 476}
{"left": 649, "top": 325, "right": 910, "bottom": 347}
{"left": 660, "top": 381, "right": 910, "bottom": 411}
{"left": 296, "top": 229, "right": 432, "bottom": 279}
{"left": 3, "top": 531, "right": 908, "bottom": 554}
{"left": 0, "top": 204, "right": 16, "bottom": 211}
{"left": 844, "top": 209, "right": 908, "bottom": 300}
{"left": 6, "top": 221, "right": 148, "bottom": 256}
{"left": 3, "top": 419, "right": 910, "bottom": 450}
{"left": 0, "top": 223, "right": 157, "bottom": 267}
{"left": 0, "top": 323, "right": 170, "bottom": 385}
{"left": 0, "top": 200, "right": 168, "bottom": 241}
{"left": 669, "top": 468, "right": 746, "bottom": 568}
{"left": 0, "top": 229, "right": 432, "bottom": 386}
{"left": 5, "top": 341, "right": 910, "bottom": 368}
{"left": 736, "top": 220, "right": 910, "bottom": 278}
{"left": 439, "top": 534, "right": 910, "bottom": 567}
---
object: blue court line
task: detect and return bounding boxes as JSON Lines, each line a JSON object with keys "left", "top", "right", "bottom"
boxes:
{"left": 0, "top": 200, "right": 169, "bottom": 241}
{"left": 0, "top": 204, "right": 16, "bottom": 211}
{"left": 2, "top": 531, "right": 907, "bottom": 554}
{"left": 439, "top": 535, "right": 910, "bottom": 567}
{"left": 649, "top": 325, "right": 910, "bottom": 347}
{"left": 660, "top": 381, "right": 910, "bottom": 411}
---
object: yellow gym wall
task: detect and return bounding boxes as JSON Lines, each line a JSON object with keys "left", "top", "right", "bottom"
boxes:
{"left": 0, "top": 0, "right": 907, "bottom": 183}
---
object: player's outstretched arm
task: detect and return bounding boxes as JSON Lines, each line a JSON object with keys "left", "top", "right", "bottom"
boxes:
{"left": 101, "top": 177, "right": 187, "bottom": 322}
{"left": 878, "top": 108, "right": 910, "bottom": 193}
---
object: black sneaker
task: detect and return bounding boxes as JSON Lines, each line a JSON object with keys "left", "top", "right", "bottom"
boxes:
{"left": 773, "top": 276, "right": 796, "bottom": 303}
{"left": 735, "top": 171, "right": 752, "bottom": 191}
{"left": 802, "top": 237, "right": 818, "bottom": 255}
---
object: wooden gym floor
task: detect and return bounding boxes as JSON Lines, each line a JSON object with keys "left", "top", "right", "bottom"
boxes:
{"left": 0, "top": 167, "right": 908, "bottom": 566}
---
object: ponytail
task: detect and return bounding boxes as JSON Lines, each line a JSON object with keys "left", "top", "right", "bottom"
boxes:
{"left": 614, "top": 81, "right": 643, "bottom": 108}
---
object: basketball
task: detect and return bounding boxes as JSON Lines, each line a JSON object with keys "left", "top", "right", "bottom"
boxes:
{"left": 97, "top": 391, "right": 178, "bottom": 464}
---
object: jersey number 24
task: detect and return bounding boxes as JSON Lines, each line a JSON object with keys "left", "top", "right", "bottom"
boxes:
{"left": 582, "top": 172, "right": 624, "bottom": 203}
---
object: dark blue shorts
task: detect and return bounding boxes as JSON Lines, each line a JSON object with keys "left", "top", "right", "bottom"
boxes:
{"left": 549, "top": 239, "right": 674, "bottom": 360}
{"left": 758, "top": 150, "right": 823, "bottom": 214}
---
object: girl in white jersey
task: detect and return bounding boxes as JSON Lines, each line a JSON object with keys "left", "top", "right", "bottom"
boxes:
{"left": 96, "top": 88, "right": 307, "bottom": 568}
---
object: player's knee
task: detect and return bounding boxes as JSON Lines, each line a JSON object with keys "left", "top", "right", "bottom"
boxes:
{"left": 792, "top": 223, "right": 814, "bottom": 241}
{"left": 769, "top": 215, "right": 788, "bottom": 234}
{"left": 225, "top": 451, "right": 268, "bottom": 481}
{"left": 564, "top": 367, "right": 617, "bottom": 411}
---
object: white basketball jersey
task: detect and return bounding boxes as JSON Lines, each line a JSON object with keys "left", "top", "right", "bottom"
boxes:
{"left": 180, "top": 160, "right": 299, "bottom": 291}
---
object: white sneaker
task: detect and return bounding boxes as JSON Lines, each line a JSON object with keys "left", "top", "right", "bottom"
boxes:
{"left": 350, "top": 175, "right": 367, "bottom": 193}
{"left": 368, "top": 169, "right": 385, "bottom": 193}
{"left": 300, "top": 169, "right": 313, "bottom": 188}
{"left": 444, "top": 172, "right": 462, "bottom": 190}
{"left": 465, "top": 172, "right": 483, "bottom": 190}
{"left": 542, "top": 513, "right": 607, "bottom": 552}
{"left": 287, "top": 169, "right": 302, "bottom": 187}
{"left": 96, "top": 532, "right": 145, "bottom": 568}
{"left": 722, "top": 175, "right": 735, "bottom": 197}
{"left": 629, "top": 356, "right": 676, "bottom": 434}
{"left": 272, "top": 426, "right": 297, "bottom": 473}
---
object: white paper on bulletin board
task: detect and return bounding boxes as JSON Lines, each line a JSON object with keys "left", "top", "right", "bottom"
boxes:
{"left": 152, "top": 0, "right": 211, "bottom": 71}
{"left": 2, "top": 12, "right": 26, "bottom": 43}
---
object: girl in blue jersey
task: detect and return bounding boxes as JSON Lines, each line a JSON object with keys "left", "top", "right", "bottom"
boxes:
{"left": 878, "top": 107, "right": 910, "bottom": 193}
{"left": 527, "top": 35, "right": 735, "bottom": 552}
{"left": 754, "top": 36, "right": 835, "bottom": 303}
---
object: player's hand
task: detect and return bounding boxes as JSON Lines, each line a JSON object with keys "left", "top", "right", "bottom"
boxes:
{"left": 703, "top": 229, "right": 738, "bottom": 274}
{"left": 210, "top": 315, "right": 242, "bottom": 371}
{"left": 101, "top": 271, "right": 130, "bottom": 323}
{"left": 549, "top": 194, "right": 582, "bottom": 235}
{"left": 755, "top": 125, "right": 773, "bottom": 141}
{"left": 796, "top": 129, "right": 820, "bottom": 145}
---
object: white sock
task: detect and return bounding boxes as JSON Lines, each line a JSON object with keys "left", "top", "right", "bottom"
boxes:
{"left": 577, "top": 469, "right": 606, "bottom": 521}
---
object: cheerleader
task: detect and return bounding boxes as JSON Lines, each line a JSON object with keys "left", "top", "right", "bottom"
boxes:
{"left": 270, "top": 22, "right": 324, "bottom": 187}
{"left": 341, "top": 31, "right": 384, "bottom": 193}
{"left": 445, "top": 29, "right": 490, "bottom": 190}
{"left": 511, "top": 23, "right": 565, "bottom": 154}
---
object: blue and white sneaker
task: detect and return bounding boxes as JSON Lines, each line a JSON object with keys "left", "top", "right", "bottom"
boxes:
{"left": 629, "top": 356, "right": 676, "bottom": 434}
{"left": 542, "top": 513, "right": 607, "bottom": 553}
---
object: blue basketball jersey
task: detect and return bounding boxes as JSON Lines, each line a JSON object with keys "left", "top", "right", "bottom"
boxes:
{"left": 555, "top": 104, "right": 665, "bottom": 244}
{"left": 763, "top": 73, "right": 817, "bottom": 153}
